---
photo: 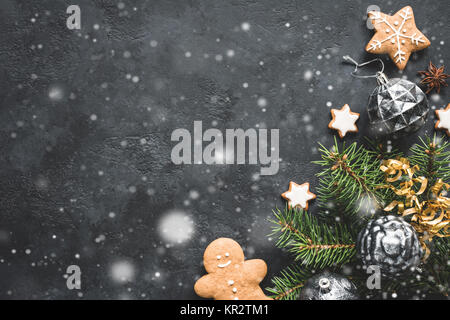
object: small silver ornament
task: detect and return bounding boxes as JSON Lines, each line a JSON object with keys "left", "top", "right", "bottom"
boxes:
{"left": 357, "top": 215, "right": 423, "bottom": 277}
{"left": 367, "top": 76, "right": 429, "bottom": 136}
{"left": 343, "top": 56, "right": 429, "bottom": 137}
{"left": 299, "top": 271, "right": 359, "bottom": 300}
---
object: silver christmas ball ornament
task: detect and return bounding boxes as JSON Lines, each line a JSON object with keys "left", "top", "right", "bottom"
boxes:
{"left": 299, "top": 271, "right": 359, "bottom": 300}
{"left": 367, "top": 74, "right": 429, "bottom": 137}
{"left": 357, "top": 215, "right": 423, "bottom": 277}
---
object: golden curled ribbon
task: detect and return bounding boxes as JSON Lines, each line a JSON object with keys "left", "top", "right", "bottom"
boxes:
{"left": 380, "top": 158, "right": 450, "bottom": 260}
{"left": 380, "top": 157, "right": 419, "bottom": 182}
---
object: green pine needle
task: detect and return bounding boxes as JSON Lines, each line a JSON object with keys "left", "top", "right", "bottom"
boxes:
{"left": 270, "top": 206, "right": 356, "bottom": 269}
{"left": 266, "top": 264, "right": 313, "bottom": 300}
{"left": 313, "top": 137, "right": 388, "bottom": 222}
{"left": 409, "top": 135, "right": 450, "bottom": 192}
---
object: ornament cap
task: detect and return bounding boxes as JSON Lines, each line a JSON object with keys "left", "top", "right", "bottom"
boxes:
{"left": 319, "top": 278, "right": 331, "bottom": 290}
{"left": 376, "top": 71, "right": 389, "bottom": 86}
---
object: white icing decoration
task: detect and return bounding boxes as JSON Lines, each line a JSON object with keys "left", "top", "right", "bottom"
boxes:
{"left": 228, "top": 280, "right": 234, "bottom": 285}
{"left": 330, "top": 105, "right": 359, "bottom": 137}
{"left": 234, "top": 297, "right": 239, "bottom": 300}
{"left": 368, "top": 7, "right": 426, "bottom": 63}
{"left": 283, "top": 183, "right": 315, "bottom": 209}
{"left": 216, "top": 255, "right": 221, "bottom": 260}
{"left": 385, "top": 29, "right": 390, "bottom": 33}
{"left": 225, "top": 252, "right": 229, "bottom": 257}
{"left": 436, "top": 107, "right": 450, "bottom": 133}
{"left": 232, "top": 288, "right": 237, "bottom": 293}
{"left": 218, "top": 260, "right": 231, "bottom": 268}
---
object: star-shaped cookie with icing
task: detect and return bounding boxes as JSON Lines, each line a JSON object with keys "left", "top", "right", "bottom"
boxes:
{"left": 435, "top": 103, "right": 450, "bottom": 136}
{"left": 366, "top": 6, "right": 430, "bottom": 70}
{"left": 281, "top": 182, "right": 316, "bottom": 210}
{"left": 328, "top": 104, "right": 359, "bottom": 138}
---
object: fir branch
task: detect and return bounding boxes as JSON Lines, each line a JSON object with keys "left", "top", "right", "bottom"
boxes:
{"left": 364, "top": 137, "right": 402, "bottom": 160}
{"left": 409, "top": 135, "right": 450, "bottom": 193}
{"left": 270, "top": 206, "right": 356, "bottom": 268}
{"left": 313, "top": 137, "right": 386, "bottom": 220}
{"left": 266, "top": 264, "right": 313, "bottom": 300}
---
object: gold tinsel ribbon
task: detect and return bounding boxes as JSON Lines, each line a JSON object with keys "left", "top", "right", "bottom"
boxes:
{"left": 380, "top": 158, "right": 450, "bottom": 259}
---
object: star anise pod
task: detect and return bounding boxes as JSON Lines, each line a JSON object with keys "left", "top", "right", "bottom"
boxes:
{"left": 418, "top": 61, "right": 450, "bottom": 94}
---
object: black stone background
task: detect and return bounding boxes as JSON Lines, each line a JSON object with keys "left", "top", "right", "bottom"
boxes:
{"left": 0, "top": 0, "right": 448, "bottom": 299}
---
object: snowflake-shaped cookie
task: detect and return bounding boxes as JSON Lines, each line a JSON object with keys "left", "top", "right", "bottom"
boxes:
{"left": 281, "top": 182, "right": 316, "bottom": 210}
{"left": 366, "top": 6, "right": 430, "bottom": 70}
{"left": 435, "top": 103, "right": 450, "bottom": 136}
{"left": 328, "top": 104, "right": 359, "bottom": 138}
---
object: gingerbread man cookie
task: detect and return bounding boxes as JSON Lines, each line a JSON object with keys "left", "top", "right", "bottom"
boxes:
{"left": 194, "top": 238, "right": 272, "bottom": 300}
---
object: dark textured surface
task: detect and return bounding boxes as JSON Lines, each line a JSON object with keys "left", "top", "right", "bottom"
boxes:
{"left": 0, "top": 0, "right": 448, "bottom": 299}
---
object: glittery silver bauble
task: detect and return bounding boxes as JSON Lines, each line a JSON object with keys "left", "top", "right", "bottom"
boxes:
{"left": 299, "top": 272, "right": 359, "bottom": 300}
{"left": 357, "top": 215, "right": 423, "bottom": 277}
{"left": 367, "top": 77, "right": 429, "bottom": 136}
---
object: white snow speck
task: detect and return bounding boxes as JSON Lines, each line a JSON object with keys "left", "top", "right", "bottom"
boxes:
{"left": 241, "top": 22, "right": 250, "bottom": 31}
{"left": 48, "top": 85, "right": 64, "bottom": 101}
{"left": 257, "top": 97, "right": 267, "bottom": 107}
{"left": 304, "top": 70, "right": 313, "bottom": 81}
{"left": 110, "top": 260, "right": 135, "bottom": 283}
{"left": 158, "top": 211, "right": 194, "bottom": 244}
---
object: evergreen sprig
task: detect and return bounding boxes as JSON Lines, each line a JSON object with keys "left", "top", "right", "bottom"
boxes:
{"left": 313, "top": 137, "right": 386, "bottom": 221}
{"left": 270, "top": 206, "right": 356, "bottom": 268}
{"left": 266, "top": 264, "right": 313, "bottom": 300}
{"left": 364, "top": 138, "right": 402, "bottom": 161}
{"left": 409, "top": 135, "right": 450, "bottom": 193}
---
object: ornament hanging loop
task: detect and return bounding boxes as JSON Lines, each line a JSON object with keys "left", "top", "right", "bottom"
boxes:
{"left": 343, "top": 55, "right": 388, "bottom": 85}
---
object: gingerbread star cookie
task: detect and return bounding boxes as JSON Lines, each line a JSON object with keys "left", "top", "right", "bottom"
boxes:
{"left": 328, "top": 104, "right": 359, "bottom": 138}
{"left": 281, "top": 181, "right": 316, "bottom": 210}
{"left": 435, "top": 103, "right": 450, "bottom": 136}
{"left": 194, "top": 238, "right": 272, "bottom": 300}
{"left": 366, "top": 6, "right": 430, "bottom": 70}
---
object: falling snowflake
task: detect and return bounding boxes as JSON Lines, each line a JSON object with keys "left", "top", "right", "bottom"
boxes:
{"left": 158, "top": 210, "right": 195, "bottom": 244}
{"left": 110, "top": 260, "right": 135, "bottom": 283}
